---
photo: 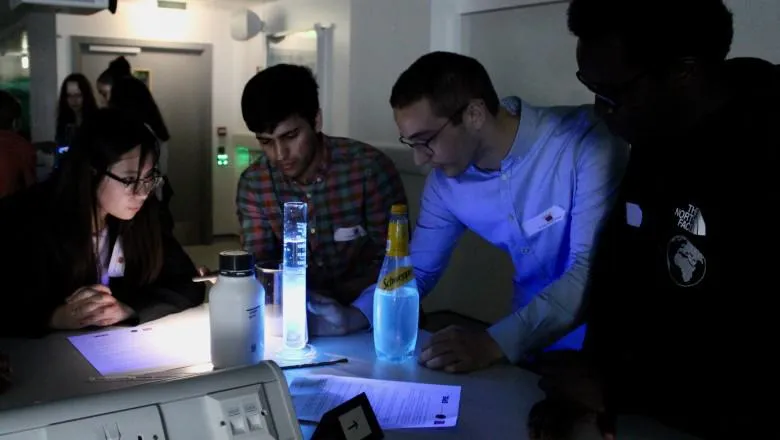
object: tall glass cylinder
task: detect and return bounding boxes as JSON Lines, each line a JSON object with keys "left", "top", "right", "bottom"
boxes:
{"left": 282, "top": 201, "right": 308, "bottom": 351}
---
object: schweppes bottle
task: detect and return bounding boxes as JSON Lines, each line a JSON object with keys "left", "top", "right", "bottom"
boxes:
{"left": 373, "top": 204, "right": 420, "bottom": 362}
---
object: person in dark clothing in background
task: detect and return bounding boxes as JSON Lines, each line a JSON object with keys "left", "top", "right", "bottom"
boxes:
{"left": 96, "top": 56, "right": 132, "bottom": 107}
{"left": 0, "top": 90, "right": 35, "bottom": 198}
{"left": 0, "top": 108, "right": 204, "bottom": 338}
{"left": 528, "top": 0, "right": 778, "bottom": 438}
{"left": 56, "top": 73, "right": 98, "bottom": 146}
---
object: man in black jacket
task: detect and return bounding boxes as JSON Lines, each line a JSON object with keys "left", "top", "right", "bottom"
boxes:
{"left": 530, "top": 1, "right": 778, "bottom": 438}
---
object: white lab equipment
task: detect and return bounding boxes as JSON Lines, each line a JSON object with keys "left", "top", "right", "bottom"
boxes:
{"left": 0, "top": 361, "right": 303, "bottom": 440}
{"left": 210, "top": 250, "right": 265, "bottom": 370}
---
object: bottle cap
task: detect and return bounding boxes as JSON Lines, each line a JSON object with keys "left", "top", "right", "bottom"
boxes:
{"left": 218, "top": 250, "right": 255, "bottom": 277}
{"left": 390, "top": 204, "right": 407, "bottom": 215}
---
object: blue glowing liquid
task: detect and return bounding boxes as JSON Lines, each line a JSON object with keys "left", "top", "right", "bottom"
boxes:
{"left": 282, "top": 233, "right": 307, "bottom": 350}
{"left": 373, "top": 285, "right": 419, "bottom": 362}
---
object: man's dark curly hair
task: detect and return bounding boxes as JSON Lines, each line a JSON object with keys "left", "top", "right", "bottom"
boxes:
{"left": 567, "top": 0, "right": 734, "bottom": 66}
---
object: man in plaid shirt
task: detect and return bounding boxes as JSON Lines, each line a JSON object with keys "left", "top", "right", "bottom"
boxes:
{"left": 238, "top": 64, "right": 407, "bottom": 336}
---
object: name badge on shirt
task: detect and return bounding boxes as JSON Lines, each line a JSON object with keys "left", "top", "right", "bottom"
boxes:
{"left": 334, "top": 225, "right": 367, "bottom": 242}
{"left": 107, "top": 238, "right": 126, "bottom": 278}
{"left": 522, "top": 205, "right": 566, "bottom": 236}
{"left": 626, "top": 202, "right": 643, "bottom": 228}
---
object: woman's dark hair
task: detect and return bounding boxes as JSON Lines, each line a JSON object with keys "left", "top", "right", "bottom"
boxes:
{"left": 97, "top": 56, "right": 132, "bottom": 87}
{"left": 56, "top": 73, "right": 98, "bottom": 142}
{"left": 110, "top": 76, "right": 171, "bottom": 142}
{"left": 51, "top": 108, "right": 163, "bottom": 291}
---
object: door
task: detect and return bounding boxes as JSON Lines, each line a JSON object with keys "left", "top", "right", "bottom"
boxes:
{"left": 463, "top": 1, "right": 590, "bottom": 106}
{"left": 72, "top": 37, "right": 213, "bottom": 245}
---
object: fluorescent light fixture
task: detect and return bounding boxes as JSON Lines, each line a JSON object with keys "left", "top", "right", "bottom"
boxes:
{"left": 88, "top": 45, "right": 141, "bottom": 54}
{"left": 158, "top": 0, "right": 186, "bottom": 9}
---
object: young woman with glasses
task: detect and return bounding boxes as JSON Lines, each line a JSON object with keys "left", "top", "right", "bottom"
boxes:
{"left": 0, "top": 108, "right": 205, "bottom": 337}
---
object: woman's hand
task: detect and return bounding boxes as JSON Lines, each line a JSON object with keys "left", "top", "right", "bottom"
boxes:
{"left": 50, "top": 285, "right": 135, "bottom": 330}
{"left": 195, "top": 266, "right": 217, "bottom": 284}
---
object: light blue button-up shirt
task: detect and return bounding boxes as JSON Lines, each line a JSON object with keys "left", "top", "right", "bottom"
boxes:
{"left": 353, "top": 97, "right": 629, "bottom": 363}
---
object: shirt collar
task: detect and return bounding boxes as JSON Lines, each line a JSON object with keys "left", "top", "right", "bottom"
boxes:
{"left": 500, "top": 96, "right": 539, "bottom": 167}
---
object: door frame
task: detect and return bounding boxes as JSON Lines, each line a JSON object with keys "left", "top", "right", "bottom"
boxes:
{"left": 71, "top": 36, "right": 214, "bottom": 245}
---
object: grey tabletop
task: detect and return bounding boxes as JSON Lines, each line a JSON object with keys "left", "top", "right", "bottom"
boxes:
{"left": 0, "top": 306, "right": 544, "bottom": 439}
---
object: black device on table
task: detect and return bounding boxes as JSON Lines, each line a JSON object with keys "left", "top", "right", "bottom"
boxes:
{"left": 311, "top": 392, "right": 384, "bottom": 440}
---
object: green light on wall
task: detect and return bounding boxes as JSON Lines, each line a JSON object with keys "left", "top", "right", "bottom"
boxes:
{"left": 236, "top": 146, "right": 252, "bottom": 168}
{"left": 216, "top": 146, "right": 229, "bottom": 167}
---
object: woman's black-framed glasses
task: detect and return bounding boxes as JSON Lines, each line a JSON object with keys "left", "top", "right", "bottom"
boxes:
{"left": 105, "top": 170, "right": 164, "bottom": 195}
{"left": 399, "top": 104, "right": 470, "bottom": 156}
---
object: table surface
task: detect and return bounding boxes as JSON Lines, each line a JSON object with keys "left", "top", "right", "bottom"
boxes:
{"left": 0, "top": 306, "right": 544, "bottom": 440}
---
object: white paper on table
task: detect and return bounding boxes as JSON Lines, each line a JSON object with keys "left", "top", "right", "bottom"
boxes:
{"left": 289, "top": 375, "right": 461, "bottom": 429}
{"left": 68, "top": 317, "right": 211, "bottom": 377}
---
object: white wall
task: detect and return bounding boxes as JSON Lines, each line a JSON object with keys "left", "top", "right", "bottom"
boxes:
{"left": 252, "top": 0, "right": 352, "bottom": 138}
{"left": 251, "top": 0, "right": 431, "bottom": 143}
{"left": 726, "top": 0, "right": 780, "bottom": 62}
{"left": 348, "top": 0, "right": 431, "bottom": 144}
{"left": 27, "top": 12, "right": 58, "bottom": 142}
{"left": 440, "top": 0, "right": 780, "bottom": 62}
{"left": 0, "top": 56, "right": 26, "bottom": 81}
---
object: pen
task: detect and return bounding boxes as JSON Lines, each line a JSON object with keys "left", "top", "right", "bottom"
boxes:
{"left": 280, "top": 357, "right": 348, "bottom": 370}
{"left": 87, "top": 358, "right": 349, "bottom": 382}
{"left": 88, "top": 373, "right": 199, "bottom": 382}
{"left": 192, "top": 272, "right": 218, "bottom": 283}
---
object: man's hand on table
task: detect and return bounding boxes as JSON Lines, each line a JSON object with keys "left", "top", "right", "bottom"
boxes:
{"left": 307, "top": 292, "right": 369, "bottom": 336}
{"left": 50, "top": 285, "right": 135, "bottom": 330}
{"left": 419, "top": 325, "right": 505, "bottom": 373}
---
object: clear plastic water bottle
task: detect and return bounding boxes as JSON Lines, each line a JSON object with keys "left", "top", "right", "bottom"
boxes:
{"left": 373, "top": 204, "right": 420, "bottom": 362}
{"left": 209, "top": 250, "right": 265, "bottom": 369}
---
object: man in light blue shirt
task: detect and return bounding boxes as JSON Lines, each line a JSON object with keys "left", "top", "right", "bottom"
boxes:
{"left": 351, "top": 51, "right": 628, "bottom": 373}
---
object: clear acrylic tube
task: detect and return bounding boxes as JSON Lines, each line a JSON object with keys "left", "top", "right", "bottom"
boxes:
{"left": 282, "top": 201, "right": 308, "bottom": 351}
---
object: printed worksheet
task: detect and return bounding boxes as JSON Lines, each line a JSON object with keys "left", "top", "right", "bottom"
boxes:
{"left": 289, "top": 375, "right": 461, "bottom": 429}
{"left": 68, "top": 318, "right": 211, "bottom": 376}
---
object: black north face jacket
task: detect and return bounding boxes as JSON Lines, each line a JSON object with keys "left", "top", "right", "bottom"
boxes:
{"left": 585, "top": 57, "right": 780, "bottom": 439}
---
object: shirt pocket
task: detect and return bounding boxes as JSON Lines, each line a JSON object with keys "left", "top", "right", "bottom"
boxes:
{"left": 331, "top": 213, "right": 368, "bottom": 244}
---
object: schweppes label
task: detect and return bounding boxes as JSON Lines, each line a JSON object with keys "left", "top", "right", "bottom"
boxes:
{"left": 379, "top": 266, "right": 414, "bottom": 291}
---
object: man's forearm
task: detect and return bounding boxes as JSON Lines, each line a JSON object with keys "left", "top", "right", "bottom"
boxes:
{"left": 487, "top": 255, "right": 589, "bottom": 363}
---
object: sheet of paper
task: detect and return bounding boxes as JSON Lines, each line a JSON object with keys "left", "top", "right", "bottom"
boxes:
{"left": 68, "top": 318, "right": 211, "bottom": 377}
{"left": 69, "top": 312, "right": 346, "bottom": 378}
{"left": 289, "top": 375, "right": 461, "bottom": 429}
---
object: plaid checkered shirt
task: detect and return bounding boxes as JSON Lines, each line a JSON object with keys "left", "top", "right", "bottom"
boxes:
{"left": 236, "top": 134, "right": 407, "bottom": 304}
